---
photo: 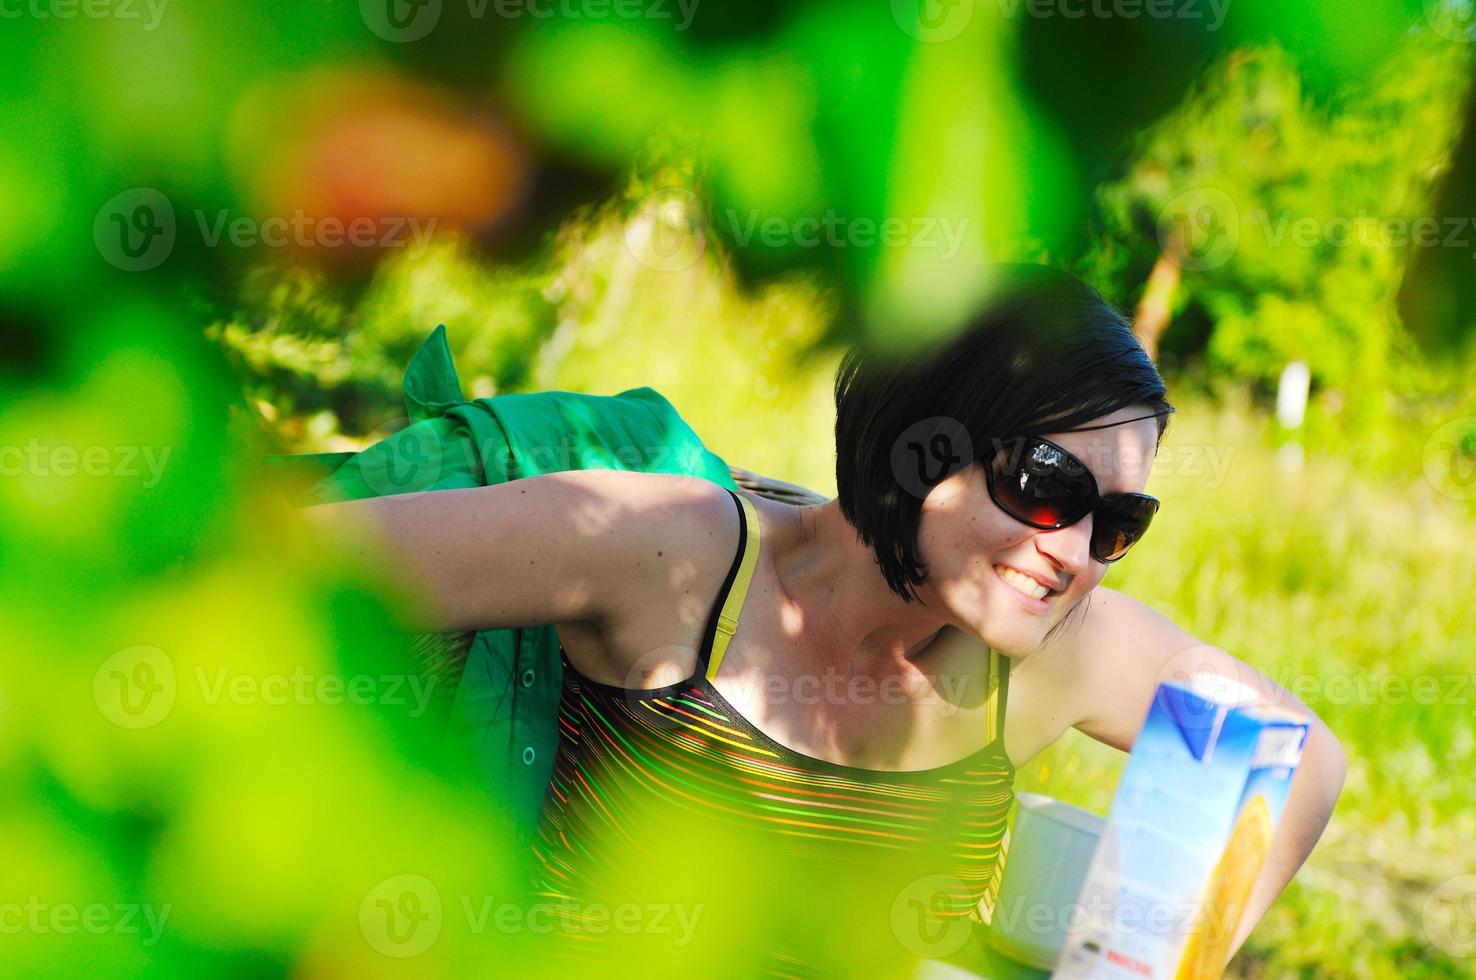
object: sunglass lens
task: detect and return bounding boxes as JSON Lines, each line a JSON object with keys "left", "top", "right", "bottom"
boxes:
{"left": 1092, "top": 495, "right": 1159, "bottom": 562}
{"left": 991, "top": 439, "right": 1094, "bottom": 527}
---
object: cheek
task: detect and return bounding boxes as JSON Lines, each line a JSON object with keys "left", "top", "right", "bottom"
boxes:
{"left": 919, "top": 499, "right": 1036, "bottom": 577}
{"left": 1065, "top": 565, "right": 1109, "bottom": 604}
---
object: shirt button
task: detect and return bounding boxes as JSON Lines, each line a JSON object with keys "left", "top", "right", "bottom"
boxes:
{"left": 521, "top": 668, "right": 536, "bottom": 688}
{"left": 522, "top": 746, "right": 536, "bottom": 765}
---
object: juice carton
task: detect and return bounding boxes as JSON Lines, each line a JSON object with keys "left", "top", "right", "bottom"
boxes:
{"left": 1051, "top": 673, "right": 1309, "bottom": 980}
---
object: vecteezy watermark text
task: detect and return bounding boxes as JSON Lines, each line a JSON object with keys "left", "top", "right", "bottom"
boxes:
{"left": 0, "top": 899, "right": 171, "bottom": 947}
{"left": 995, "top": 0, "right": 1231, "bottom": 30}
{"left": 351, "top": 423, "right": 720, "bottom": 498}
{"left": 1159, "top": 188, "right": 1476, "bottom": 271}
{"left": 887, "top": 420, "right": 1235, "bottom": 502}
{"left": 892, "top": 0, "right": 1231, "bottom": 43}
{"left": 1250, "top": 210, "right": 1476, "bottom": 258}
{"left": 891, "top": 873, "right": 1260, "bottom": 960}
{"left": 0, "top": 0, "right": 169, "bottom": 29}
{"left": 94, "top": 188, "right": 439, "bottom": 272}
{"left": 93, "top": 646, "right": 440, "bottom": 730}
{"left": 358, "top": 874, "right": 704, "bottom": 958}
{"left": 724, "top": 209, "right": 970, "bottom": 259}
{"left": 360, "top": 0, "right": 700, "bottom": 43}
{"left": 194, "top": 210, "right": 436, "bottom": 254}
{"left": 467, "top": 0, "right": 698, "bottom": 27}
{"left": 1267, "top": 669, "right": 1474, "bottom": 707}
{"left": 621, "top": 188, "right": 975, "bottom": 273}
{"left": 193, "top": 666, "right": 439, "bottom": 716}
{"left": 0, "top": 440, "right": 171, "bottom": 488}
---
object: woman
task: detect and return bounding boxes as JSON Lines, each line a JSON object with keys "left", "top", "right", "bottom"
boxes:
{"left": 311, "top": 264, "right": 1345, "bottom": 978}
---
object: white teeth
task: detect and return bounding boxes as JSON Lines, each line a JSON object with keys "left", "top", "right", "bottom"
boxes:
{"left": 995, "top": 564, "right": 1050, "bottom": 601}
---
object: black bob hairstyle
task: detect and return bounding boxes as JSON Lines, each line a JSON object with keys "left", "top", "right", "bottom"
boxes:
{"left": 833, "top": 263, "right": 1173, "bottom": 604}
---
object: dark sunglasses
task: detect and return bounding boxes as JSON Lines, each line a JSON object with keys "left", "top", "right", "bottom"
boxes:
{"left": 983, "top": 435, "right": 1160, "bottom": 563}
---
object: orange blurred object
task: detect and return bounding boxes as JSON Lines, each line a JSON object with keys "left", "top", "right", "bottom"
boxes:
{"left": 225, "top": 63, "right": 530, "bottom": 263}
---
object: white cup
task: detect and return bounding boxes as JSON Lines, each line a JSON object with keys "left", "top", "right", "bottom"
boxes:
{"left": 984, "top": 792, "right": 1105, "bottom": 971}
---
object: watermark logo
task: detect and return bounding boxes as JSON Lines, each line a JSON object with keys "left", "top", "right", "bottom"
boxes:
{"left": 1425, "top": 0, "right": 1476, "bottom": 43}
{"left": 1150, "top": 645, "right": 1272, "bottom": 734}
{"left": 892, "top": 0, "right": 975, "bottom": 42}
{"left": 1423, "top": 874, "right": 1476, "bottom": 957}
{"left": 890, "top": 873, "right": 975, "bottom": 957}
{"left": 1423, "top": 417, "right": 1476, "bottom": 502}
{"left": 361, "top": 0, "right": 442, "bottom": 41}
{"left": 614, "top": 644, "right": 705, "bottom": 732}
{"left": 93, "top": 646, "right": 176, "bottom": 730}
{"left": 1158, "top": 187, "right": 1240, "bottom": 272}
{"left": 361, "top": 874, "right": 443, "bottom": 957}
{"left": 95, "top": 188, "right": 438, "bottom": 272}
{"left": 95, "top": 189, "right": 175, "bottom": 272}
{"left": 625, "top": 188, "right": 708, "bottom": 273}
{"left": 358, "top": 418, "right": 447, "bottom": 499}
{"left": 890, "top": 417, "right": 975, "bottom": 500}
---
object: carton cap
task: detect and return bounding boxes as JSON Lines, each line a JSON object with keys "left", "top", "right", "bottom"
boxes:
{"left": 1239, "top": 702, "right": 1311, "bottom": 724}
{"left": 1187, "top": 670, "right": 1263, "bottom": 706}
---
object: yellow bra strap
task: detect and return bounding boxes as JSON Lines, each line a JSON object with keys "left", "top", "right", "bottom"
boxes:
{"left": 985, "top": 647, "right": 1011, "bottom": 744}
{"left": 704, "top": 491, "right": 762, "bottom": 683}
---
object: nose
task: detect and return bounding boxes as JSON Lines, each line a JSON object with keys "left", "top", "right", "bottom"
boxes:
{"left": 1033, "top": 514, "right": 1093, "bottom": 575}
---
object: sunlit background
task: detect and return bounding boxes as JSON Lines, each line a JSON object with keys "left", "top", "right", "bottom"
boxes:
{"left": 4, "top": 0, "right": 1476, "bottom": 977}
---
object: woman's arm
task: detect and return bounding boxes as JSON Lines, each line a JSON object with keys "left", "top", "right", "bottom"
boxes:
{"left": 300, "top": 469, "right": 725, "bottom": 634}
{"left": 1060, "top": 587, "right": 1347, "bottom": 968}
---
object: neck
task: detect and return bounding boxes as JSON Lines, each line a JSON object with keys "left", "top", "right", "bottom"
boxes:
{"left": 774, "top": 498, "right": 954, "bottom": 679}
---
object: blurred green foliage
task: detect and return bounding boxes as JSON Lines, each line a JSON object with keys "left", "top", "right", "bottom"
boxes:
{"left": 211, "top": 240, "right": 553, "bottom": 445}
{"left": 1082, "top": 30, "right": 1474, "bottom": 432}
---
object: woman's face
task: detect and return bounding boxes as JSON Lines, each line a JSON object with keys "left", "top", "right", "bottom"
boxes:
{"left": 917, "top": 405, "right": 1162, "bottom": 658}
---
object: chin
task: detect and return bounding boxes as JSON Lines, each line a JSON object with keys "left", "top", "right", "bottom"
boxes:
{"left": 973, "top": 616, "right": 1048, "bottom": 658}
{"left": 981, "top": 634, "right": 1041, "bottom": 659}
{"left": 967, "top": 595, "right": 1054, "bottom": 656}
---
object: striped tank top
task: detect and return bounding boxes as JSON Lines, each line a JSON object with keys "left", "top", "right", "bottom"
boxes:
{"left": 527, "top": 488, "right": 1015, "bottom": 978}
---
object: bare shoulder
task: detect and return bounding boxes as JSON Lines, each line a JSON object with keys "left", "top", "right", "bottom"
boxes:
{"left": 552, "top": 471, "right": 743, "bottom": 685}
{"left": 1042, "top": 585, "right": 1220, "bottom": 751}
{"left": 1000, "top": 586, "right": 1195, "bottom": 763}
{"left": 548, "top": 467, "right": 729, "bottom": 514}
{"left": 1068, "top": 586, "right": 1191, "bottom": 650}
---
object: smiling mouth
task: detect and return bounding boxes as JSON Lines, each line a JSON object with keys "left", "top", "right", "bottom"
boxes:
{"left": 993, "top": 564, "right": 1059, "bottom": 602}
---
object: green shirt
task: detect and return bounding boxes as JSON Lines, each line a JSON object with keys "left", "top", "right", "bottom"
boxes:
{"left": 271, "top": 325, "right": 737, "bottom": 841}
